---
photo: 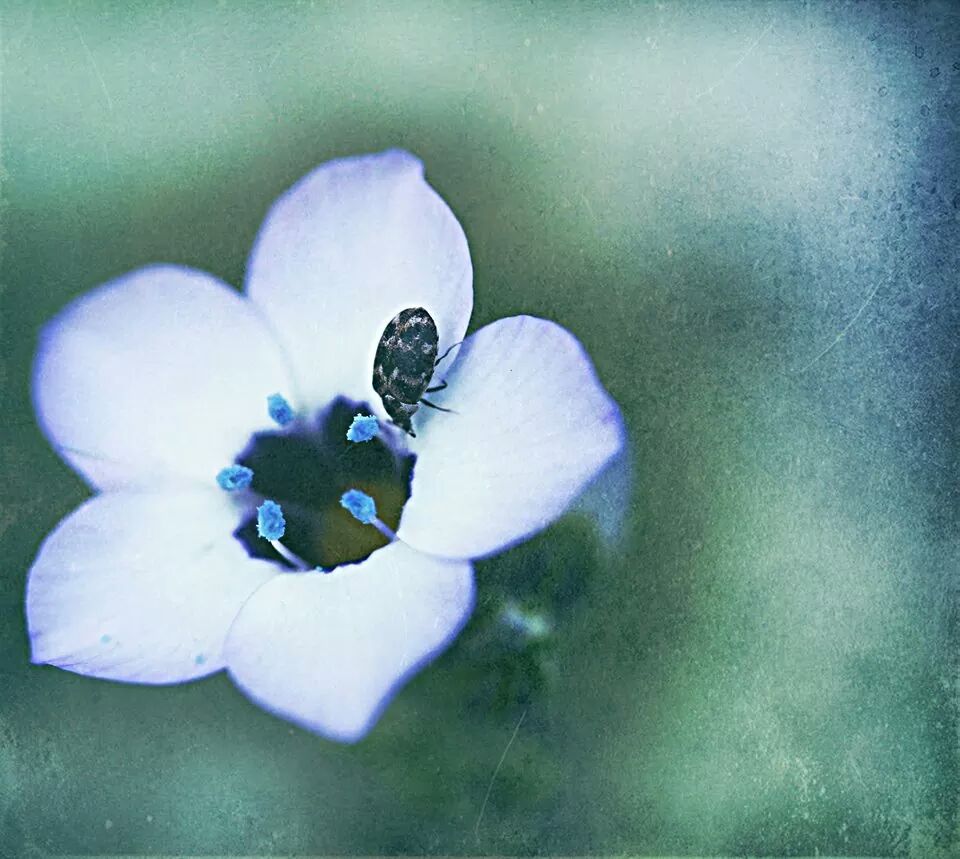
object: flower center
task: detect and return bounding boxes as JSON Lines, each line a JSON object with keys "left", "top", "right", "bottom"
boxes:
{"left": 232, "top": 397, "right": 414, "bottom": 569}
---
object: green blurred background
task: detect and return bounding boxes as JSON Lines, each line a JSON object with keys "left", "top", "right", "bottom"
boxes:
{"left": 2, "top": 1, "right": 958, "bottom": 855}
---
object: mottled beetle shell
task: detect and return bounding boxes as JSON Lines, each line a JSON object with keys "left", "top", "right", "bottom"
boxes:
{"left": 372, "top": 307, "right": 439, "bottom": 436}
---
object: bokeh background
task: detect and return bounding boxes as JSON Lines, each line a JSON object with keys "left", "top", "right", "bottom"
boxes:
{"left": 2, "top": 1, "right": 959, "bottom": 855}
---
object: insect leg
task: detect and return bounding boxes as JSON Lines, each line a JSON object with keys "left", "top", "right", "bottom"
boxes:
{"left": 389, "top": 419, "right": 416, "bottom": 437}
{"left": 420, "top": 398, "right": 455, "bottom": 413}
{"left": 425, "top": 381, "right": 448, "bottom": 393}
{"left": 434, "top": 340, "right": 464, "bottom": 367}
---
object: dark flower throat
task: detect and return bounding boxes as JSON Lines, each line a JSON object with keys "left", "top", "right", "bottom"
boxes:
{"left": 234, "top": 398, "right": 414, "bottom": 569}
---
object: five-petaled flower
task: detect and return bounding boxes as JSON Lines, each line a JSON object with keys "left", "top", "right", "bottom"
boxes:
{"left": 26, "top": 150, "right": 624, "bottom": 742}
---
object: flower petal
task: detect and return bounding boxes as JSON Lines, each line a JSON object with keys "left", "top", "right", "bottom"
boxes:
{"left": 224, "top": 542, "right": 474, "bottom": 742}
{"left": 245, "top": 150, "right": 473, "bottom": 414}
{"left": 33, "top": 265, "right": 295, "bottom": 489}
{"left": 398, "top": 316, "right": 625, "bottom": 559}
{"left": 26, "top": 490, "right": 276, "bottom": 683}
{"left": 571, "top": 445, "right": 633, "bottom": 548}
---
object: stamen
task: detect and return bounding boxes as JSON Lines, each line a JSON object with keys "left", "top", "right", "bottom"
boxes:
{"left": 340, "top": 489, "right": 376, "bottom": 524}
{"left": 256, "top": 500, "right": 286, "bottom": 540}
{"left": 346, "top": 413, "right": 380, "bottom": 443}
{"left": 370, "top": 517, "right": 397, "bottom": 541}
{"left": 269, "top": 539, "right": 311, "bottom": 570}
{"left": 267, "top": 393, "right": 295, "bottom": 426}
{"left": 256, "top": 499, "right": 310, "bottom": 569}
{"left": 340, "top": 488, "right": 396, "bottom": 541}
{"left": 216, "top": 464, "right": 254, "bottom": 491}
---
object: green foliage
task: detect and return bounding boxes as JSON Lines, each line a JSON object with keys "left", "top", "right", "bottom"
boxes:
{"left": 2, "top": 0, "right": 957, "bottom": 854}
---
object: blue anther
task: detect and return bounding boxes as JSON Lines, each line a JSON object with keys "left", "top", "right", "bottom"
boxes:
{"left": 257, "top": 500, "right": 286, "bottom": 540}
{"left": 346, "top": 413, "right": 380, "bottom": 443}
{"left": 340, "top": 489, "right": 377, "bottom": 524}
{"left": 267, "top": 393, "right": 295, "bottom": 426}
{"left": 216, "top": 464, "right": 254, "bottom": 491}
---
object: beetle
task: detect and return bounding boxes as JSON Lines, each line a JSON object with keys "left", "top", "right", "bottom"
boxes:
{"left": 372, "top": 307, "right": 457, "bottom": 436}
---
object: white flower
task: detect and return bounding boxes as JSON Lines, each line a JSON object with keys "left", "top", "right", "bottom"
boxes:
{"left": 26, "top": 150, "right": 624, "bottom": 742}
